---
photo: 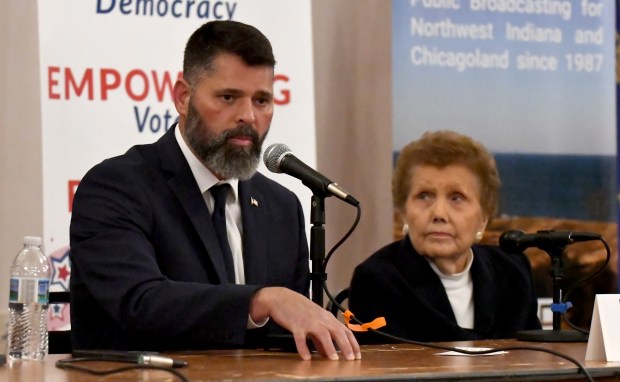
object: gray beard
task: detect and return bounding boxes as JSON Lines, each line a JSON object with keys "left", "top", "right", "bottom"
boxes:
{"left": 184, "top": 102, "right": 266, "bottom": 180}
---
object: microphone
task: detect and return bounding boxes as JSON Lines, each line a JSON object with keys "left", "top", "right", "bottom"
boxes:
{"left": 263, "top": 143, "right": 359, "bottom": 206}
{"left": 499, "top": 230, "right": 601, "bottom": 254}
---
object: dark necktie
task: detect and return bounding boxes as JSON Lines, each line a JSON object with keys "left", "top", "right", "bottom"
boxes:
{"left": 210, "top": 184, "right": 235, "bottom": 283}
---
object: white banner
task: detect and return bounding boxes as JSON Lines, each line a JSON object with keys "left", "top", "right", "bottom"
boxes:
{"left": 37, "top": 0, "right": 316, "bottom": 329}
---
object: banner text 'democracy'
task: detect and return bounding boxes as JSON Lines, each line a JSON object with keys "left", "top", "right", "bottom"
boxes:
{"left": 96, "top": 0, "right": 237, "bottom": 20}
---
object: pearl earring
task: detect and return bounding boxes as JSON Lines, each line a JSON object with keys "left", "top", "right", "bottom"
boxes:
{"left": 475, "top": 231, "right": 484, "bottom": 242}
{"left": 402, "top": 223, "right": 409, "bottom": 235}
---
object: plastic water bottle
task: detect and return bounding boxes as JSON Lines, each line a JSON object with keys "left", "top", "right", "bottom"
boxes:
{"left": 7, "top": 236, "right": 51, "bottom": 360}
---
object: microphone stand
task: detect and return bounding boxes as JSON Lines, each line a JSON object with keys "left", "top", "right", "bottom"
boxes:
{"left": 516, "top": 245, "right": 588, "bottom": 342}
{"left": 309, "top": 194, "right": 326, "bottom": 306}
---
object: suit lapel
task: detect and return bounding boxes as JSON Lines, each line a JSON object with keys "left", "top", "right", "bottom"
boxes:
{"left": 158, "top": 127, "right": 230, "bottom": 284}
{"left": 238, "top": 180, "right": 269, "bottom": 284}
{"left": 394, "top": 239, "right": 458, "bottom": 322}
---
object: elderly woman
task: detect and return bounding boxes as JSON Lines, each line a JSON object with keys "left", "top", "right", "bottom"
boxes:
{"left": 349, "top": 130, "right": 541, "bottom": 342}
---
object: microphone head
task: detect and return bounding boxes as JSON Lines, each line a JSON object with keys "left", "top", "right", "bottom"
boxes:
{"left": 498, "top": 230, "right": 526, "bottom": 254}
{"left": 263, "top": 143, "right": 291, "bottom": 173}
{"left": 498, "top": 229, "right": 600, "bottom": 254}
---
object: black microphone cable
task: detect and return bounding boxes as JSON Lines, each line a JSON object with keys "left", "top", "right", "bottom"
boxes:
{"left": 321, "top": 216, "right": 597, "bottom": 382}
{"left": 55, "top": 356, "right": 190, "bottom": 382}
{"left": 322, "top": 202, "right": 361, "bottom": 272}
{"left": 560, "top": 236, "right": 611, "bottom": 334}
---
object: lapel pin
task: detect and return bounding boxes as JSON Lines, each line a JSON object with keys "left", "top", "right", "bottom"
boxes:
{"left": 250, "top": 197, "right": 258, "bottom": 207}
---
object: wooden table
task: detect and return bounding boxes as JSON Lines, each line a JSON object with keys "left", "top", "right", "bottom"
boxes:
{"left": 2, "top": 339, "right": 620, "bottom": 381}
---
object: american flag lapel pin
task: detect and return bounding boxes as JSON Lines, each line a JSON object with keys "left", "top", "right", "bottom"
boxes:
{"left": 250, "top": 197, "right": 258, "bottom": 207}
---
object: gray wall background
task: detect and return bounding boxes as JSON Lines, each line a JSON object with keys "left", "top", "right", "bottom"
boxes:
{"left": 0, "top": 1, "right": 392, "bottom": 324}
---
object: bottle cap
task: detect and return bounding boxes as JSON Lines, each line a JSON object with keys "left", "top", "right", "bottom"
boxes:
{"left": 23, "top": 236, "right": 42, "bottom": 246}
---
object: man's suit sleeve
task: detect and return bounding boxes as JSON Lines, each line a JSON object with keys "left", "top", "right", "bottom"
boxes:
{"left": 70, "top": 157, "right": 258, "bottom": 348}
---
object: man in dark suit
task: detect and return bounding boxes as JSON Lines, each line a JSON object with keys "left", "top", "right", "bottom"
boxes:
{"left": 69, "top": 20, "right": 360, "bottom": 361}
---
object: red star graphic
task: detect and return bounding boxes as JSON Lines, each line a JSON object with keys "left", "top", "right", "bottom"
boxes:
{"left": 58, "top": 265, "right": 70, "bottom": 281}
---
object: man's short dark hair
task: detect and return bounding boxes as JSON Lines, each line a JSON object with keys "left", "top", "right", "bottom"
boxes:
{"left": 183, "top": 20, "right": 276, "bottom": 84}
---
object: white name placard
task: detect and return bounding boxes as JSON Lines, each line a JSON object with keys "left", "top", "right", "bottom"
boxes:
{"left": 585, "top": 294, "right": 620, "bottom": 361}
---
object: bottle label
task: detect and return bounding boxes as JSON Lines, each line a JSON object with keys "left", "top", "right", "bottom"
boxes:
{"left": 9, "top": 277, "right": 49, "bottom": 304}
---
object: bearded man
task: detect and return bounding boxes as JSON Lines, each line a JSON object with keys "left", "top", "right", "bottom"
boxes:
{"left": 69, "top": 20, "right": 360, "bottom": 361}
